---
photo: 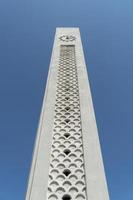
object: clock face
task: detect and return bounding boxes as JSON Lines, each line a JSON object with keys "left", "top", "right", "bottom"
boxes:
{"left": 59, "top": 35, "right": 76, "bottom": 42}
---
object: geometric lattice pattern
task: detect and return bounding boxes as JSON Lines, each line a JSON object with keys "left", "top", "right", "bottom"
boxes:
{"left": 47, "top": 45, "right": 87, "bottom": 200}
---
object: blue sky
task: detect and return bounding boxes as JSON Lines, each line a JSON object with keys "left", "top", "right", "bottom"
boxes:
{"left": 0, "top": 0, "right": 133, "bottom": 199}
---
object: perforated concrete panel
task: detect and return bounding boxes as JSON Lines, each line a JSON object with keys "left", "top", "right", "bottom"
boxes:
{"left": 25, "top": 28, "right": 109, "bottom": 200}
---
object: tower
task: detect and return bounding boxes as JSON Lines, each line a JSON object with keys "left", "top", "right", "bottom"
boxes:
{"left": 26, "top": 28, "right": 109, "bottom": 200}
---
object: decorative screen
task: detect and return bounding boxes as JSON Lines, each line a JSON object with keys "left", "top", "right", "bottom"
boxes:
{"left": 47, "top": 45, "right": 87, "bottom": 200}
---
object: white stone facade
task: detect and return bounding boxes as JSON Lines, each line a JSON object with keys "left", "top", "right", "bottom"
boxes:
{"left": 25, "top": 28, "right": 110, "bottom": 200}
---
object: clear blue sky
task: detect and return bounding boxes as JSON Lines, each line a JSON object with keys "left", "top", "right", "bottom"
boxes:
{"left": 0, "top": 0, "right": 133, "bottom": 199}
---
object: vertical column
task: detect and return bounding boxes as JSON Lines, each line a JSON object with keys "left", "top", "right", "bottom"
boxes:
{"left": 25, "top": 28, "right": 109, "bottom": 200}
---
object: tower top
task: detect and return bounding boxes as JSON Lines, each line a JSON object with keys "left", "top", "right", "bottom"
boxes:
{"left": 55, "top": 27, "right": 81, "bottom": 44}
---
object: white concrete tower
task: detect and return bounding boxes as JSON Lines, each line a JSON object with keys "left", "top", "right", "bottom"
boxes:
{"left": 26, "top": 28, "right": 109, "bottom": 200}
